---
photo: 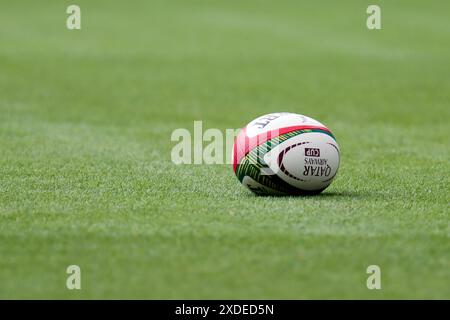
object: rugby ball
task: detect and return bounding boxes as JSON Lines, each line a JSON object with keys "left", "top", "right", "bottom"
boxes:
{"left": 232, "top": 112, "right": 340, "bottom": 195}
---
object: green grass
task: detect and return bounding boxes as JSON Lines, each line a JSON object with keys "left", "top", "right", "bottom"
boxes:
{"left": 0, "top": 0, "right": 449, "bottom": 299}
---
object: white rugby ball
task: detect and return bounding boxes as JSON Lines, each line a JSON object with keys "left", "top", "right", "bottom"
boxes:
{"left": 232, "top": 112, "right": 340, "bottom": 195}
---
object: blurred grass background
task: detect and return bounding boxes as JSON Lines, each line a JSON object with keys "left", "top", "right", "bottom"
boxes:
{"left": 0, "top": 0, "right": 449, "bottom": 298}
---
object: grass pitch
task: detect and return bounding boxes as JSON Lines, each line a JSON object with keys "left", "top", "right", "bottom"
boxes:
{"left": 0, "top": 0, "right": 449, "bottom": 298}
